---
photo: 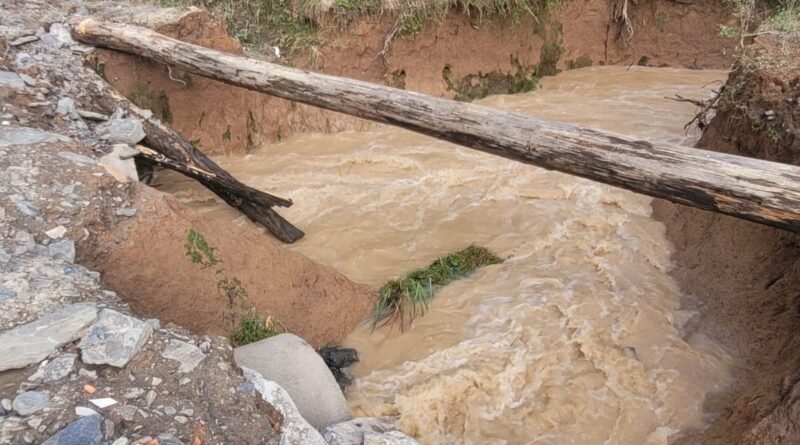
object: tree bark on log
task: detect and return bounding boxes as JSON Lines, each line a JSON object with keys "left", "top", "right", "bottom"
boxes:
{"left": 80, "top": 61, "right": 304, "bottom": 243}
{"left": 73, "top": 19, "right": 800, "bottom": 233}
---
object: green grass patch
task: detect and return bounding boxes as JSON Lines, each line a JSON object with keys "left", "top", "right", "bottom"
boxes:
{"left": 147, "top": 0, "right": 561, "bottom": 53}
{"left": 232, "top": 309, "right": 287, "bottom": 346}
{"left": 372, "top": 245, "right": 502, "bottom": 330}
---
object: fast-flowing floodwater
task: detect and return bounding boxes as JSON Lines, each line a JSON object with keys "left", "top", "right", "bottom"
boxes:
{"left": 159, "top": 66, "right": 733, "bottom": 444}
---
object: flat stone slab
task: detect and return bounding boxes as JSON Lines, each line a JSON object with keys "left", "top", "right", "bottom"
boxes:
{"left": 78, "top": 309, "right": 153, "bottom": 368}
{"left": 42, "top": 414, "right": 103, "bottom": 445}
{"left": 28, "top": 354, "right": 77, "bottom": 382}
{"left": 161, "top": 339, "right": 205, "bottom": 373}
{"left": 0, "top": 127, "right": 71, "bottom": 146}
{"left": 0, "top": 303, "right": 97, "bottom": 371}
{"left": 234, "top": 333, "right": 351, "bottom": 428}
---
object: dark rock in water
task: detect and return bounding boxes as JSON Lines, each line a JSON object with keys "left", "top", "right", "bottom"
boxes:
{"left": 319, "top": 346, "right": 359, "bottom": 390}
{"left": 330, "top": 366, "right": 354, "bottom": 391}
{"left": 319, "top": 346, "right": 359, "bottom": 369}
{"left": 42, "top": 414, "right": 103, "bottom": 445}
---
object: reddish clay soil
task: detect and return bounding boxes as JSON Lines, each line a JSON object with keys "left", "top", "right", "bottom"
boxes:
{"left": 95, "top": 0, "right": 736, "bottom": 155}
{"left": 653, "top": 35, "right": 800, "bottom": 444}
{"left": 83, "top": 184, "right": 375, "bottom": 349}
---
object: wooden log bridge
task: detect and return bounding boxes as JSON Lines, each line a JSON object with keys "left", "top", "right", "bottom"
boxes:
{"left": 73, "top": 19, "right": 800, "bottom": 233}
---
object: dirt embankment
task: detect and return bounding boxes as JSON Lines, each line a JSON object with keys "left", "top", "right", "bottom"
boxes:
{"left": 653, "top": 36, "right": 800, "bottom": 444}
{"left": 95, "top": 0, "right": 736, "bottom": 155}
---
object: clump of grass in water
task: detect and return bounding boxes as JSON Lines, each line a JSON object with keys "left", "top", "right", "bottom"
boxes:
{"left": 232, "top": 310, "right": 287, "bottom": 346}
{"left": 372, "top": 245, "right": 502, "bottom": 331}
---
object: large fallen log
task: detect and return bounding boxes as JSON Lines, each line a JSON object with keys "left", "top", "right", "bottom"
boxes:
{"left": 73, "top": 19, "right": 800, "bottom": 232}
{"left": 79, "top": 60, "right": 304, "bottom": 243}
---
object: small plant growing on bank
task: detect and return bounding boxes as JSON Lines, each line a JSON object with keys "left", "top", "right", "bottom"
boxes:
{"left": 184, "top": 229, "right": 284, "bottom": 345}
{"left": 185, "top": 228, "right": 221, "bottom": 269}
{"left": 372, "top": 245, "right": 503, "bottom": 331}
{"left": 232, "top": 310, "right": 288, "bottom": 346}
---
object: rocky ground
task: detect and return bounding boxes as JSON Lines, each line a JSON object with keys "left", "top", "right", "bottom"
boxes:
{"left": 0, "top": 1, "right": 415, "bottom": 444}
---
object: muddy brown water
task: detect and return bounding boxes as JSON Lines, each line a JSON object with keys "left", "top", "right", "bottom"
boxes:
{"left": 158, "top": 66, "right": 733, "bottom": 444}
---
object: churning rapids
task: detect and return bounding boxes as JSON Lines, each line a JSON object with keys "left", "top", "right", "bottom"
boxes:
{"left": 158, "top": 66, "right": 734, "bottom": 444}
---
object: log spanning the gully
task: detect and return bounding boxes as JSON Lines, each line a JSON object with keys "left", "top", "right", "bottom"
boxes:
{"left": 73, "top": 18, "right": 800, "bottom": 233}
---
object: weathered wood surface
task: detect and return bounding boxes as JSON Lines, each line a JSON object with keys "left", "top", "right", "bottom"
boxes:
{"left": 73, "top": 19, "right": 800, "bottom": 232}
{"left": 81, "top": 65, "right": 304, "bottom": 243}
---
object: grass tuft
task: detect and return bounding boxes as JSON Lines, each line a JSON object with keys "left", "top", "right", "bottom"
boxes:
{"left": 232, "top": 309, "right": 287, "bottom": 346}
{"left": 372, "top": 245, "right": 502, "bottom": 331}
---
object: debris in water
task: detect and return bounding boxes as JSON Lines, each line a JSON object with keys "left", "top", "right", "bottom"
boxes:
{"left": 372, "top": 245, "right": 502, "bottom": 331}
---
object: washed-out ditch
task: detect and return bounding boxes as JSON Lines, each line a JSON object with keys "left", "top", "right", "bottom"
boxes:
{"left": 152, "top": 66, "right": 737, "bottom": 444}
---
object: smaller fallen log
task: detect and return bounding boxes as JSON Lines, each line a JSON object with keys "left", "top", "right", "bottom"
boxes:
{"left": 79, "top": 67, "right": 304, "bottom": 243}
{"left": 133, "top": 145, "right": 292, "bottom": 208}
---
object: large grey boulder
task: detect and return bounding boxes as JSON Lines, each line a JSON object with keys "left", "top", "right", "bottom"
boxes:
{"left": 234, "top": 333, "right": 350, "bottom": 429}
{"left": 0, "top": 303, "right": 98, "bottom": 371}
{"left": 78, "top": 309, "right": 153, "bottom": 367}
{"left": 42, "top": 414, "right": 103, "bottom": 445}
{"left": 241, "top": 367, "right": 326, "bottom": 445}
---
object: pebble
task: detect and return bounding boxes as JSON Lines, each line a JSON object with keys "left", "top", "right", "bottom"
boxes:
{"left": 115, "top": 207, "right": 137, "bottom": 217}
{"left": 117, "top": 405, "right": 137, "bottom": 422}
{"left": 44, "top": 225, "right": 67, "bottom": 239}
{"left": 79, "top": 368, "right": 97, "bottom": 380}
{"left": 156, "top": 434, "right": 184, "bottom": 445}
{"left": 145, "top": 390, "right": 156, "bottom": 407}
{"left": 13, "top": 391, "right": 50, "bottom": 416}
{"left": 174, "top": 415, "right": 188, "bottom": 424}
{"left": 56, "top": 97, "right": 77, "bottom": 118}
{"left": 163, "top": 406, "right": 177, "bottom": 416}
{"left": 1, "top": 399, "right": 12, "bottom": 411}
{"left": 28, "top": 354, "right": 76, "bottom": 382}
{"left": 124, "top": 388, "right": 145, "bottom": 400}
{"left": 151, "top": 377, "right": 162, "bottom": 386}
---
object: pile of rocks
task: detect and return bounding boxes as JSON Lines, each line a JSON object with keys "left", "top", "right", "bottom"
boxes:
{"left": 0, "top": 1, "right": 420, "bottom": 444}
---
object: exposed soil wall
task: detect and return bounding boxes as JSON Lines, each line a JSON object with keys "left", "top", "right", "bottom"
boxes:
{"left": 83, "top": 184, "right": 374, "bottom": 348}
{"left": 95, "top": 0, "right": 736, "bottom": 155}
{"left": 653, "top": 35, "right": 800, "bottom": 444}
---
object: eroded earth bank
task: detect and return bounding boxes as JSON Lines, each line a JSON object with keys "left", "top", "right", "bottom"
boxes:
{"left": 0, "top": 0, "right": 799, "bottom": 444}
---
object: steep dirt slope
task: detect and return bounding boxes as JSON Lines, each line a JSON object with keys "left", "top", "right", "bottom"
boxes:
{"left": 653, "top": 35, "right": 800, "bottom": 444}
